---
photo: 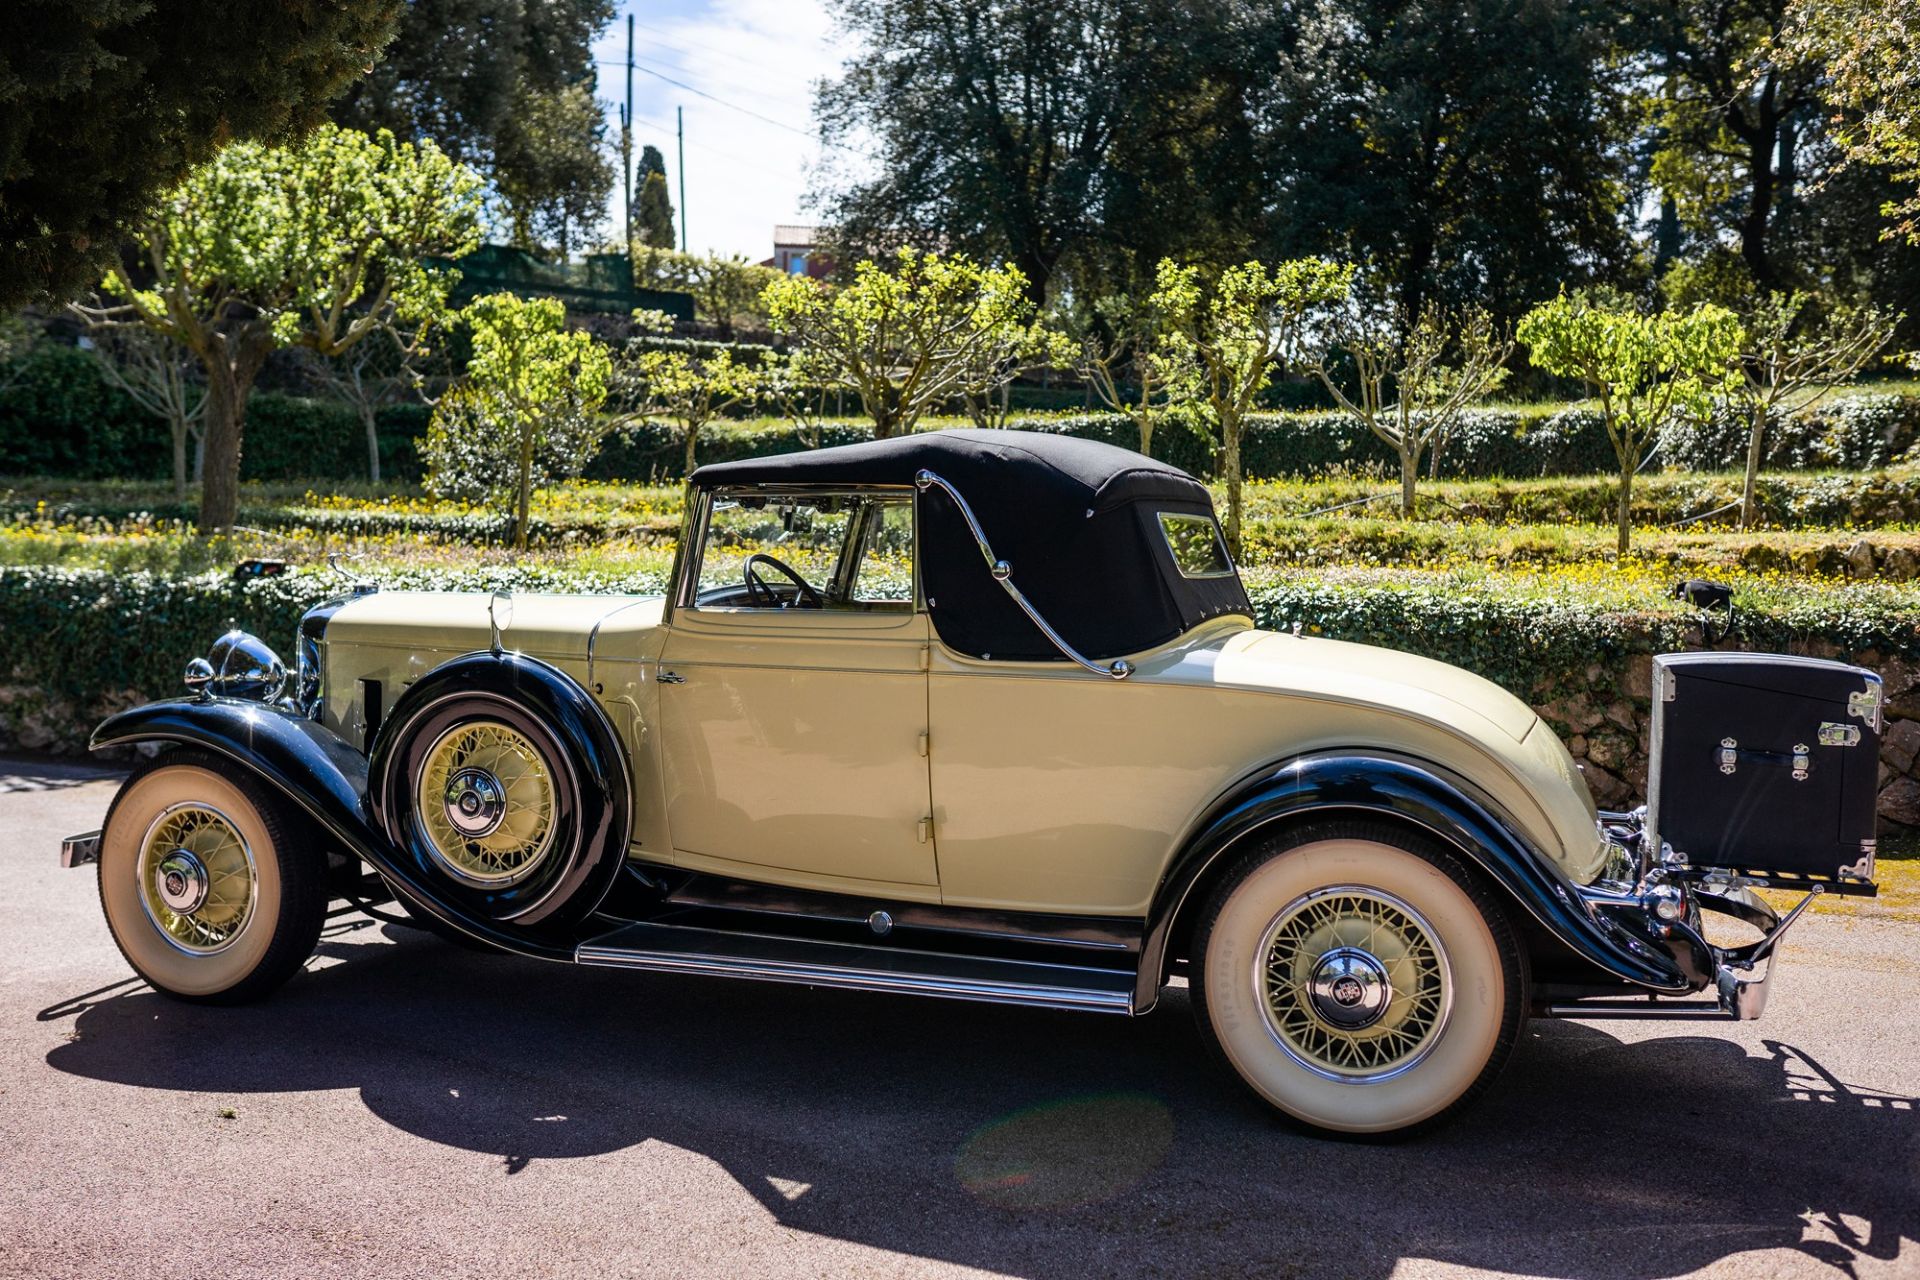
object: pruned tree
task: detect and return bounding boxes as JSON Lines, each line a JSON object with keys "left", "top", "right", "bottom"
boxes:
{"left": 613, "top": 333, "right": 769, "bottom": 483}
{"left": 1073, "top": 264, "right": 1199, "bottom": 458}
{"left": 768, "top": 350, "right": 836, "bottom": 449}
{"left": 958, "top": 322, "right": 1073, "bottom": 430}
{"left": 1518, "top": 293, "right": 1743, "bottom": 556}
{"left": 1311, "top": 297, "right": 1512, "bottom": 515}
{"left": 423, "top": 292, "right": 612, "bottom": 550}
{"left": 763, "top": 250, "right": 1038, "bottom": 439}
{"left": 300, "top": 325, "right": 441, "bottom": 486}
{"left": 79, "top": 124, "right": 484, "bottom": 532}
{"left": 79, "top": 323, "right": 207, "bottom": 501}
{"left": 1157, "top": 257, "right": 1355, "bottom": 559}
{"left": 1731, "top": 292, "right": 1897, "bottom": 526}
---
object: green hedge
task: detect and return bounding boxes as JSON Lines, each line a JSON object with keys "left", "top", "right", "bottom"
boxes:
{"left": 6, "top": 563, "right": 1916, "bottom": 756}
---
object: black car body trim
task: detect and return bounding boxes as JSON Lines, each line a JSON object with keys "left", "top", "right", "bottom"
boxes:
{"left": 90, "top": 696, "right": 576, "bottom": 963}
{"left": 1135, "top": 751, "right": 1693, "bottom": 1013}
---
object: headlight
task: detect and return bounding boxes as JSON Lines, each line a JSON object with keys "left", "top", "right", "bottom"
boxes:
{"left": 186, "top": 630, "right": 288, "bottom": 702}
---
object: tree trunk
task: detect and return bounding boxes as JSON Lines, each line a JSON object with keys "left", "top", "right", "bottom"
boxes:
{"left": 1741, "top": 404, "right": 1768, "bottom": 530}
{"left": 1615, "top": 465, "right": 1634, "bottom": 559}
{"left": 683, "top": 422, "right": 700, "bottom": 481}
{"left": 1399, "top": 447, "right": 1418, "bottom": 517}
{"left": 1138, "top": 370, "right": 1155, "bottom": 458}
{"left": 170, "top": 416, "right": 189, "bottom": 503}
{"left": 1223, "top": 417, "right": 1244, "bottom": 562}
{"left": 195, "top": 332, "right": 269, "bottom": 534}
{"left": 1736, "top": 94, "right": 1780, "bottom": 292}
{"left": 515, "top": 424, "right": 534, "bottom": 552}
{"left": 362, "top": 403, "right": 382, "bottom": 485}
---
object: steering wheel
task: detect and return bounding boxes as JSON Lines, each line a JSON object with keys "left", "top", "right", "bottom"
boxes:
{"left": 743, "top": 553, "right": 823, "bottom": 609}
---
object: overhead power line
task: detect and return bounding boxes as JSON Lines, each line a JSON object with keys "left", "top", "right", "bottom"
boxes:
{"left": 596, "top": 56, "right": 842, "bottom": 149}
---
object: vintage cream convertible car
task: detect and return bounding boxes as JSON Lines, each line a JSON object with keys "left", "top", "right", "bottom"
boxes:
{"left": 63, "top": 431, "right": 1882, "bottom": 1135}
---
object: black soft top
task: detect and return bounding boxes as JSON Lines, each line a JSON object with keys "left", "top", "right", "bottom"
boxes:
{"left": 692, "top": 430, "right": 1252, "bottom": 662}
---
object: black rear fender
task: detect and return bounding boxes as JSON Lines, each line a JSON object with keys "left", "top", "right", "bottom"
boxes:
{"left": 1138, "top": 752, "right": 1695, "bottom": 1012}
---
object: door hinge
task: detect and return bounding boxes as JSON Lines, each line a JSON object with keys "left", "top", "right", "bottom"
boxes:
{"left": 917, "top": 731, "right": 929, "bottom": 757}
{"left": 919, "top": 643, "right": 931, "bottom": 672}
{"left": 916, "top": 816, "right": 933, "bottom": 843}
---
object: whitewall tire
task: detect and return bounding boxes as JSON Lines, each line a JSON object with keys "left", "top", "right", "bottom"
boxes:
{"left": 1191, "top": 821, "right": 1526, "bottom": 1137}
{"left": 98, "top": 750, "right": 327, "bottom": 1004}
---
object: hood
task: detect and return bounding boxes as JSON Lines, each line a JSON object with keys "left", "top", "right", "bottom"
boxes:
{"left": 323, "top": 591, "right": 666, "bottom": 661}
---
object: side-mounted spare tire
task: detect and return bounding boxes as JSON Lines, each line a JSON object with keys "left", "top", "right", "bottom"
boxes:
{"left": 369, "top": 653, "right": 632, "bottom": 933}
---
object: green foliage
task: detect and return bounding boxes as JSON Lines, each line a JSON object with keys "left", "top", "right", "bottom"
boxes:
{"left": 92, "top": 123, "right": 486, "bottom": 532}
{"left": 8, "top": 560, "right": 1916, "bottom": 757}
{"left": 764, "top": 250, "right": 1041, "bottom": 438}
{"left": 1787, "top": 0, "right": 1920, "bottom": 245}
{"left": 492, "top": 80, "right": 615, "bottom": 256}
{"left": 1156, "top": 256, "right": 1354, "bottom": 556}
{"left": 1518, "top": 294, "right": 1744, "bottom": 553}
{"left": 815, "top": 0, "right": 1239, "bottom": 304}
{"left": 0, "top": 0, "right": 403, "bottom": 308}
{"left": 331, "top": 0, "right": 615, "bottom": 244}
{"left": 1069, "top": 262, "right": 1202, "bottom": 457}
{"left": 636, "top": 145, "right": 676, "bottom": 249}
{"left": 630, "top": 247, "right": 782, "bottom": 335}
{"left": 424, "top": 293, "right": 612, "bottom": 548}
{"left": 615, "top": 337, "right": 773, "bottom": 479}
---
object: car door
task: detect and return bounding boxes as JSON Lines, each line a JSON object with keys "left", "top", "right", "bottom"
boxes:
{"left": 657, "top": 488, "right": 938, "bottom": 895}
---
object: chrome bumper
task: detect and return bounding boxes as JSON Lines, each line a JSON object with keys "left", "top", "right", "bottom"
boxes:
{"left": 59, "top": 830, "right": 101, "bottom": 868}
{"left": 1548, "top": 883, "right": 1822, "bottom": 1022}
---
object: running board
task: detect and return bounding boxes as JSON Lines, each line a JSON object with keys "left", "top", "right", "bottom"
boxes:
{"left": 575, "top": 920, "right": 1136, "bottom": 1014}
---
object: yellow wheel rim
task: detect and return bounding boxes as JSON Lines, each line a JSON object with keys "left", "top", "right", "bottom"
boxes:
{"left": 1258, "top": 886, "right": 1452, "bottom": 1082}
{"left": 417, "top": 721, "right": 557, "bottom": 887}
{"left": 136, "top": 803, "right": 257, "bottom": 955}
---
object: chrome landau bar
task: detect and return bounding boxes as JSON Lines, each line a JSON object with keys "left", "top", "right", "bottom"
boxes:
{"left": 913, "top": 468, "right": 1134, "bottom": 680}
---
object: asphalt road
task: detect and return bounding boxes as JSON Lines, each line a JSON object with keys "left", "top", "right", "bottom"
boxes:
{"left": 3, "top": 755, "right": 1917, "bottom": 1280}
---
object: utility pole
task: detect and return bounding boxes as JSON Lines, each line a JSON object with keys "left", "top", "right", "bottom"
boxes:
{"left": 619, "top": 14, "right": 633, "bottom": 252}
{"left": 677, "top": 105, "right": 688, "bottom": 252}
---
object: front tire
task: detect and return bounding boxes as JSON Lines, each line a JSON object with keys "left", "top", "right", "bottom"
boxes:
{"left": 98, "top": 750, "right": 327, "bottom": 1004}
{"left": 1191, "top": 821, "right": 1526, "bottom": 1137}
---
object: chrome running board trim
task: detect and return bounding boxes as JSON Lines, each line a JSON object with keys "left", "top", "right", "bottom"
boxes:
{"left": 575, "top": 920, "right": 1136, "bottom": 1014}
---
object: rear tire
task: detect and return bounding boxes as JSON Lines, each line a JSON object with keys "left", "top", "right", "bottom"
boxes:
{"left": 1190, "top": 820, "right": 1526, "bottom": 1137}
{"left": 97, "top": 750, "right": 327, "bottom": 1004}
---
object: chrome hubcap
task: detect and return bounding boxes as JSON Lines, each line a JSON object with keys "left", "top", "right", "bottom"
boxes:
{"left": 443, "top": 767, "right": 507, "bottom": 838}
{"left": 136, "top": 802, "right": 257, "bottom": 955}
{"left": 1257, "top": 884, "right": 1452, "bottom": 1083}
{"left": 154, "top": 849, "right": 210, "bottom": 913}
{"left": 1306, "top": 947, "right": 1392, "bottom": 1030}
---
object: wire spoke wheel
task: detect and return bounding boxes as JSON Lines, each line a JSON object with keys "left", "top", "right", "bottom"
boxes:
{"left": 417, "top": 721, "right": 558, "bottom": 887}
{"left": 136, "top": 802, "right": 258, "bottom": 955}
{"left": 1258, "top": 885, "right": 1452, "bottom": 1083}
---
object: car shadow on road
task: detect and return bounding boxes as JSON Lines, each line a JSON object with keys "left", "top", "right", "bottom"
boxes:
{"left": 44, "top": 928, "right": 1918, "bottom": 1278}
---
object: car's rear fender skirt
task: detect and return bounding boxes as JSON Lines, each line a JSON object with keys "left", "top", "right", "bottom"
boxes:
{"left": 1137, "top": 751, "right": 1692, "bottom": 1012}
{"left": 88, "top": 697, "right": 576, "bottom": 962}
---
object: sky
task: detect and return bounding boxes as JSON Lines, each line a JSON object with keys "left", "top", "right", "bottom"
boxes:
{"left": 587, "top": 0, "right": 850, "bottom": 263}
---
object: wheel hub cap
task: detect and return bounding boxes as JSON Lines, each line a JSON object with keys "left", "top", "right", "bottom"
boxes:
{"left": 1258, "top": 885, "right": 1453, "bottom": 1082}
{"left": 154, "top": 849, "right": 209, "bottom": 913}
{"left": 1307, "top": 947, "right": 1391, "bottom": 1029}
{"left": 417, "top": 721, "right": 557, "bottom": 887}
{"left": 443, "top": 767, "right": 507, "bottom": 838}
{"left": 136, "top": 803, "right": 257, "bottom": 955}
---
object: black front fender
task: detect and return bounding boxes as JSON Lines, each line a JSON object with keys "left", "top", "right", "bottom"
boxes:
{"left": 1137, "top": 752, "right": 1694, "bottom": 1011}
{"left": 89, "top": 697, "right": 576, "bottom": 962}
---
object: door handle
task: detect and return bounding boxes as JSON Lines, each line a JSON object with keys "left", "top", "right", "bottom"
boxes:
{"left": 657, "top": 669, "right": 686, "bottom": 684}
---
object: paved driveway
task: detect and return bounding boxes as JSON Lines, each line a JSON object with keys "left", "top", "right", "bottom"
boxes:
{"left": 3, "top": 756, "right": 1916, "bottom": 1280}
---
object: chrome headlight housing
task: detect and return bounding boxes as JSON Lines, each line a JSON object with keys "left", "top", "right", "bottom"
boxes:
{"left": 189, "top": 629, "right": 288, "bottom": 703}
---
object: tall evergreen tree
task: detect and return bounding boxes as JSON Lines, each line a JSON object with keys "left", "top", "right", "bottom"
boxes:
{"left": 636, "top": 144, "right": 676, "bottom": 249}
{"left": 1, "top": 0, "right": 402, "bottom": 308}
